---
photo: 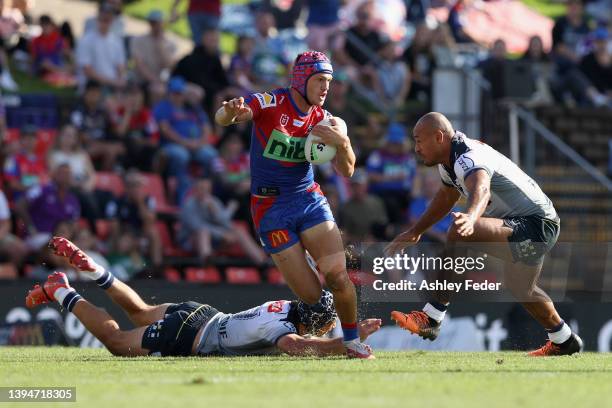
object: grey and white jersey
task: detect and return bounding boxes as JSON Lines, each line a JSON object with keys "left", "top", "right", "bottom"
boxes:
{"left": 196, "top": 300, "right": 297, "bottom": 356}
{"left": 438, "top": 132, "right": 557, "bottom": 220}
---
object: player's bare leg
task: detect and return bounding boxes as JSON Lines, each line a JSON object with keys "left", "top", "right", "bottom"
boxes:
{"left": 271, "top": 243, "right": 322, "bottom": 305}
{"left": 300, "top": 221, "right": 373, "bottom": 359}
{"left": 49, "top": 236, "right": 170, "bottom": 326}
{"left": 391, "top": 217, "right": 581, "bottom": 355}
{"left": 25, "top": 271, "right": 149, "bottom": 356}
{"left": 300, "top": 221, "right": 356, "bottom": 323}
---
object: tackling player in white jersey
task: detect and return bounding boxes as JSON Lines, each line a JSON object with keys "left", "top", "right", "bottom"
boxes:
{"left": 387, "top": 112, "right": 582, "bottom": 356}
{"left": 25, "top": 237, "right": 380, "bottom": 357}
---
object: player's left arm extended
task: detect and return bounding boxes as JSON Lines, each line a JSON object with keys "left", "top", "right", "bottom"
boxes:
{"left": 276, "top": 318, "right": 381, "bottom": 357}
{"left": 453, "top": 169, "right": 491, "bottom": 236}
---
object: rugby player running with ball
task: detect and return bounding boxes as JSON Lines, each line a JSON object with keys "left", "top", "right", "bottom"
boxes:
{"left": 215, "top": 51, "right": 373, "bottom": 358}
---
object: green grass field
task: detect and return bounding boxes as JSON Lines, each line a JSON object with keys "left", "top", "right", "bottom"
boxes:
{"left": 2, "top": 348, "right": 611, "bottom": 408}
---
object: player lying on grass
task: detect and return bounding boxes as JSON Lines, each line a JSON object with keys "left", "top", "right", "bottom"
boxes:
{"left": 387, "top": 112, "right": 583, "bottom": 357}
{"left": 25, "top": 237, "right": 381, "bottom": 357}
{"left": 215, "top": 51, "right": 373, "bottom": 358}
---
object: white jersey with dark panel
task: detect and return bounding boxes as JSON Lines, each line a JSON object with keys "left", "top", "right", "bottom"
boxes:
{"left": 196, "top": 300, "right": 297, "bottom": 356}
{"left": 438, "top": 132, "right": 557, "bottom": 220}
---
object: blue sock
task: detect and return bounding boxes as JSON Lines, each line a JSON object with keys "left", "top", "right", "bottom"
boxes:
{"left": 96, "top": 270, "right": 115, "bottom": 290}
{"left": 342, "top": 323, "right": 358, "bottom": 342}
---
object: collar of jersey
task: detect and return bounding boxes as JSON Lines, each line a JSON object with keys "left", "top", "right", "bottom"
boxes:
{"left": 286, "top": 88, "right": 310, "bottom": 118}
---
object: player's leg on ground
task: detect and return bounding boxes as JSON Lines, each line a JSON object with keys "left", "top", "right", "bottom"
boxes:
{"left": 300, "top": 221, "right": 359, "bottom": 339}
{"left": 271, "top": 242, "right": 323, "bottom": 305}
{"left": 26, "top": 272, "right": 150, "bottom": 356}
{"left": 49, "top": 236, "right": 171, "bottom": 326}
{"left": 70, "top": 299, "right": 151, "bottom": 356}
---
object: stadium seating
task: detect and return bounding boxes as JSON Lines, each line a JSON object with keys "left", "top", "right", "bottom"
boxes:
{"left": 140, "top": 173, "right": 177, "bottom": 214}
{"left": 226, "top": 267, "right": 261, "bottom": 284}
{"left": 185, "top": 267, "right": 222, "bottom": 283}
{"left": 163, "top": 267, "right": 182, "bottom": 282}
{"left": 266, "top": 267, "right": 285, "bottom": 285}
{"left": 95, "top": 172, "right": 125, "bottom": 197}
{"left": 155, "top": 221, "right": 192, "bottom": 257}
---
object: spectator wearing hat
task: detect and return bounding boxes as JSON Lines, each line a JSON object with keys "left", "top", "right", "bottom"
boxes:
{"left": 365, "top": 122, "right": 417, "bottom": 224}
{"left": 338, "top": 168, "right": 388, "bottom": 244}
{"left": 130, "top": 10, "right": 176, "bottom": 88}
{"left": 76, "top": 2, "right": 126, "bottom": 91}
{"left": 579, "top": 28, "right": 612, "bottom": 104}
{"left": 3, "top": 125, "right": 47, "bottom": 200}
{"left": 153, "top": 76, "right": 217, "bottom": 203}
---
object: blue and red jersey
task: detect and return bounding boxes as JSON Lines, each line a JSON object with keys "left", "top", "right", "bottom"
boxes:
{"left": 245, "top": 88, "right": 329, "bottom": 196}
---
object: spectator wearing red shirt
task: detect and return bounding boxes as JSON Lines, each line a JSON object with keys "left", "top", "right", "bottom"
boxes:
{"left": 30, "top": 15, "right": 75, "bottom": 86}
{"left": 110, "top": 83, "right": 159, "bottom": 171}
{"left": 170, "top": 0, "right": 221, "bottom": 44}
{"left": 3, "top": 125, "right": 47, "bottom": 200}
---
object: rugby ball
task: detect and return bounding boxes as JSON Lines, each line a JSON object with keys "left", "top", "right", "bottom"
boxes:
{"left": 304, "top": 117, "right": 347, "bottom": 165}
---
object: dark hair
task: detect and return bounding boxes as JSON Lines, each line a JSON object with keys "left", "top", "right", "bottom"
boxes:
{"left": 39, "top": 15, "right": 53, "bottom": 26}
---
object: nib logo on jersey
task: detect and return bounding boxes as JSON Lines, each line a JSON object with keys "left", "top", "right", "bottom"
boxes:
{"left": 263, "top": 129, "right": 306, "bottom": 163}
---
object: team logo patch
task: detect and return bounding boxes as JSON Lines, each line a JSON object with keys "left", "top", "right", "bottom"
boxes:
{"left": 518, "top": 239, "right": 537, "bottom": 258}
{"left": 254, "top": 92, "right": 276, "bottom": 109}
{"left": 268, "top": 229, "right": 290, "bottom": 248}
{"left": 267, "top": 300, "right": 286, "bottom": 313}
{"left": 457, "top": 156, "right": 475, "bottom": 172}
{"left": 280, "top": 114, "right": 289, "bottom": 126}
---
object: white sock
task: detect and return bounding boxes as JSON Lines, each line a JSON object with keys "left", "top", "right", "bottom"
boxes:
{"left": 87, "top": 263, "right": 106, "bottom": 280}
{"left": 53, "top": 287, "right": 75, "bottom": 304}
{"left": 423, "top": 303, "right": 447, "bottom": 322}
{"left": 548, "top": 323, "right": 572, "bottom": 344}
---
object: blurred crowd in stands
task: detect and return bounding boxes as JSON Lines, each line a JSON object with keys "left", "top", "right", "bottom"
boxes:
{"left": 0, "top": 0, "right": 609, "bottom": 281}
